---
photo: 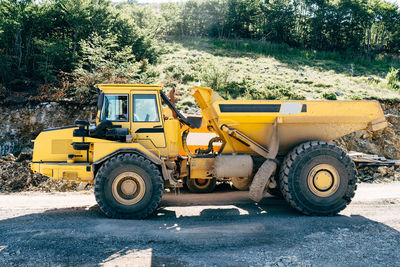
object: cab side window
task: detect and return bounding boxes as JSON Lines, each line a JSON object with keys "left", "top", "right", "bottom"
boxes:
{"left": 101, "top": 95, "right": 129, "bottom": 122}
{"left": 133, "top": 94, "right": 160, "bottom": 122}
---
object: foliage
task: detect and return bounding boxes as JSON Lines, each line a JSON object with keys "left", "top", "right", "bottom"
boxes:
{"left": 386, "top": 67, "right": 400, "bottom": 89}
{"left": 212, "top": 79, "right": 306, "bottom": 100}
{"left": 71, "top": 33, "right": 139, "bottom": 97}
{"left": 219, "top": 80, "right": 250, "bottom": 99}
{"left": 0, "top": 0, "right": 161, "bottom": 95}
{"left": 159, "top": 0, "right": 400, "bottom": 54}
{"left": 323, "top": 92, "right": 338, "bottom": 100}
{"left": 201, "top": 62, "right": 230, "bottom": 91}
{"left": 158, "top": 39, "right": 400, "bottom": 109}
{"left": 0, "top": 0, "right": 399, "bottom": 102}
{"left": 245, "top": 84, "right": 306, "bottom": 100}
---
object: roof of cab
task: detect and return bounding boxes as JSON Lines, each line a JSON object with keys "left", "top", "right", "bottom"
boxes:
{"left": 95, "top": 84, "right": 162, "bottom": 91}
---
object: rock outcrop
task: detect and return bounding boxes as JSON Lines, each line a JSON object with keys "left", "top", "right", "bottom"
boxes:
{"left": 0, "top": 100, "right": 96, "bottom": 156}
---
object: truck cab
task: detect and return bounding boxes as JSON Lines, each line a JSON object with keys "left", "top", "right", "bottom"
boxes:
{"left": 30, "top": 84, "right": 191, "bottom": 187}
{"left": 95, "top": 84, "right": 175, "bottom": 157}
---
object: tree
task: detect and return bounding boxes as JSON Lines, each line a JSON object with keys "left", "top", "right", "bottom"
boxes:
{"left": 261, "top": 0, "right": 296, "bottom": 44}
{"left": 0, "top": 0, "right": 161, "bottom": 93}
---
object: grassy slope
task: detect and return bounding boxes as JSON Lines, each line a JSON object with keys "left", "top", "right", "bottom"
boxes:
{"left": 156, "top": 38, "right": 400, "bottom": 111}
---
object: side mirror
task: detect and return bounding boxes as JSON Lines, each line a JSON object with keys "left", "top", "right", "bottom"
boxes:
{"left": 97, "top": 92, "right": 104, "bottom": 111}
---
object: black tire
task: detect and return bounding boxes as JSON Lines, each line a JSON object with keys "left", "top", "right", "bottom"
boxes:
{"left": 267, "top": 184, "right": 283, "bottom": 198}
{"left": 279, "top": 141, "right": 357, "bottom": 216}
{"left": 268, "top": 159, "right": 284, "bottom": 198}
{"left": 186, "top": 178, "right": 216, "bottom": 193}
{"left": 94, "top": 153, "right": 163, "bottom": 219}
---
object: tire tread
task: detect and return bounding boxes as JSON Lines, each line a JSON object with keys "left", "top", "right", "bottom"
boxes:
{"left": 279, "top": 141, "right": 357, "bottom": 216}
{"left": 94, "top": 153, "right": 163, "bottom": 219}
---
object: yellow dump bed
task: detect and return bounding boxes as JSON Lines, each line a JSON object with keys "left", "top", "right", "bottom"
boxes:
{"left": 191, "top": 87, "right": 387, "bottom": 154}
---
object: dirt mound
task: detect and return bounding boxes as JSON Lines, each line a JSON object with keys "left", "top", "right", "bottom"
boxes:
{"left": 357, "top": 166, "right": 400, "bottom": 183}
{"left": 0, "top": 153, "right": 91, "bottom": 193}
{"left": 337, "top": 101, "right": 400, "bottom": 160}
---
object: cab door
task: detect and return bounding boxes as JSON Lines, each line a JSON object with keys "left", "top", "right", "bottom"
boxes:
{"left": 131, "top": 90, "right": 166, "bottom": 148}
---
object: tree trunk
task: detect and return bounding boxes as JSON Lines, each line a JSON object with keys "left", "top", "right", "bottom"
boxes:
{"left": 15, "top": 29, "right": 22, "bottom": 70}
{"left": 367, "top": 25, "right": 372, "bottom": 53}
{"left": 72, "top": 27, "right": 78, "bottom": 62}
{"left": 25, "top": 28, "right": 33, "bottom": 72}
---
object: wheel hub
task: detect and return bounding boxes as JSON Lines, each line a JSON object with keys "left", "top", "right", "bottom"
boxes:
{"left": 313, "top": 170, "right": 333, "bottom": 191}
{"left": 307, "top": 164, "right": 340, "bottom": 197}
{"left": 120, "top": 179, "right": 138, "bottom": 196}
{"left": 112, "top": 172, "right": 146, "bottom": 205}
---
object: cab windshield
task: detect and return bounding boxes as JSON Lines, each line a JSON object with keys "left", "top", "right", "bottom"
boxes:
{"left": 100, "top": 95, "right": 128, "bottom": 122}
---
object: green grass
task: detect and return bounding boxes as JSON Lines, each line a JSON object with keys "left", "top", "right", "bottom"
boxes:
{"left": 211, "top": 38, "right": 399, "bottom": 75}
{"left": 155, "top": 38, "right": 400, "bottom": 111}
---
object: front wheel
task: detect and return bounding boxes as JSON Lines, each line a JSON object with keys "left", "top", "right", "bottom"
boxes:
{"left": 94, "top": 153, "right": 163, "bottom": 219}
{"left": 279, "top": 141, "right": 357, "bottom": 216}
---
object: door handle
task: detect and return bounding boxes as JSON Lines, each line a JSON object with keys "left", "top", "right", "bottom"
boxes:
{"left": 153, "top": 125, "right": 162, "bottom": 128}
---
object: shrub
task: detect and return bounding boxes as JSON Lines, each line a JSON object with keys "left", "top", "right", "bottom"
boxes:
{"left": 322, "top": 92, "right": 337, "bottom": 100}
{"left": 212, "top": 78, "right": 306, "bottom": 101}
{"left": 201, "top": 62, "right": 230, "bottom": 91}
{"left": 138, "top": 65, "right": 161, "bottom": 84}
{"left": 164, "top": 62, "right": 201, "bottom": 84}
{"left": 218, "top": 80, "right": 251, "bottom": 99}
{"left": 0, "top": 84, "right": 8, "bottom": 99}
{"left": 386, "top": 67, "right": 400, "bottom": 89}
{"left": 71, "top": 33, "right": 141, "bottom": 97}
{"left": 262, "top": 86, "right": 306, "bottom": 100}
{"left": 182, "top": 73, "right": 196, "bottom": 83}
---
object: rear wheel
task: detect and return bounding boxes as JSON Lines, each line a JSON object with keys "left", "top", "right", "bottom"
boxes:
{"left": 94, "top": 153, "right": 163, "bottom": 219}
{"left": 186, "top": 178, "right": 216, "bottom": 193}
{"left": 279, "top": 141, "right": 357, "bottom": 215}
{"left": 231, "top": 177, "right": 251, "bottom": 191}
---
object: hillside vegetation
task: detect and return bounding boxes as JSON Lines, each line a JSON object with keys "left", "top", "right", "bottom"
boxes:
{"left": 0, "top": 0, "right": 400, "bottom": 103}
{"left": 157, "top": 38, "right": 400, "bottom": 111}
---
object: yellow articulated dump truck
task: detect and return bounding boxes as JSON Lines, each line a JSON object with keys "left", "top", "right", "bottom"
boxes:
{"left": 31, "top": 84, "right": 387, "bottom": 219}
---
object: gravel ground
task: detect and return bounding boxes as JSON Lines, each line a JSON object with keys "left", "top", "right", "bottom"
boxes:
{"left": 0, "top": 183, "right": 399, "bottom": 267}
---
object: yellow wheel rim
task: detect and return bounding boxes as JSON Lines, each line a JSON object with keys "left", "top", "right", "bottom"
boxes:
{"left": 307, "top": 164, "right": 340, "bottom": 197}
{"left": 112, "top": 172, "right": 146, "bottom": 205}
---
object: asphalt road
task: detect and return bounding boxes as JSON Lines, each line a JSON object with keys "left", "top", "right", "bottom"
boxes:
{"left": 0, "top": 183, "right": 399, "bottom": 267}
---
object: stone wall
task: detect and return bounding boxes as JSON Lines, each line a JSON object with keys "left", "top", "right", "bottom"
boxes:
{"left": 0, "top": 101, "right": 96, "bottom": 155}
